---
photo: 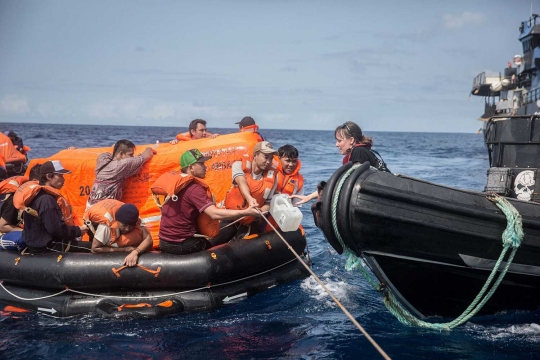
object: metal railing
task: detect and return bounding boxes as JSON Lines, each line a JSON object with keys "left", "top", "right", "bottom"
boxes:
{"left": 473, "top": 72, "right": 486, "bottom": 88}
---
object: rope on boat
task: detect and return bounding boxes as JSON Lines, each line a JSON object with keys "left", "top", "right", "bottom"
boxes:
{"left": 259, "top": 209, "right": 391, "bottom": 360}
{"left": 0, "top": 259, "right": 298, "bottom": 301}
{"left": 331, "top": 166, "right": 524, "bottom": 330}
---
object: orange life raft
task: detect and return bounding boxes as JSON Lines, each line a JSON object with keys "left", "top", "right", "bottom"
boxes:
{"left": 26, "top": 132, "right": 262, "bottom": 247}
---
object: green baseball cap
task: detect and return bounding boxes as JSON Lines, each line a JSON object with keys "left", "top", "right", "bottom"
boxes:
{"left": 180, "top": 148, "right": 212, "bottom": 169}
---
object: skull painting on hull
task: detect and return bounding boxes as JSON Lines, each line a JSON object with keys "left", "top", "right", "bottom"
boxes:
{"left": 514, "top": 170, "right": 535, "bottom": 201}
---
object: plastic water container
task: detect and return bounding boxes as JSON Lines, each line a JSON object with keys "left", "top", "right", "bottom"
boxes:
{"left": 269, "top": 194, "right": 303, "bottom": 232}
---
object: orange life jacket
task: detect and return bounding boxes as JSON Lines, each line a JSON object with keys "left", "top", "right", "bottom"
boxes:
{"left": 151, "top": 171, "right": 220, "bottom": 237}
{"left": 0, "top": 176, "right": 29, "bottom": 196}
{"left": 239, "top": 124, "right": 260, "bottom": 133}
{"left": 272, "top": 156, "right": 304, "bottom": 196}
{"left": 13, "top": 182, "right": 75, "bottom": 226}
{"left": 83, "top": 199, "right": 143, "bottom": 247}
{"left": 224, "top": 155, "right": 277, "bottom": 225}
{"left": 0, "top": 132, "right": 26, "bottom": 165}
{"left": 239, "top": 125, "right": 263, "bottom": 141}
{"left": 175, "top": 132, "right": 215, "bottom": 142}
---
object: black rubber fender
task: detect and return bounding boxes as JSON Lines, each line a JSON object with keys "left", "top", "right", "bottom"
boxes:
{"left": 319, "top": 162, "right": 353, "bottom": 254}
{"left": 337, "top": 162, "right": 371, "bottom": 255}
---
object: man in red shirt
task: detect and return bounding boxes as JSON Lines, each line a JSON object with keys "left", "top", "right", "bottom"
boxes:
{"left": 158, "top": 149, "right": 260, "bottom": 255}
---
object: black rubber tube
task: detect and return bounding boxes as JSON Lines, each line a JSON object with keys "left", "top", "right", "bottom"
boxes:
{"left": 337, "top": 163, "right": 372, "bottom": 253}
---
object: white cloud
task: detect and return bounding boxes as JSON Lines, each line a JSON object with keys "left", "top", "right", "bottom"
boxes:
{"left": 443, "top": 12, "right": 485, "bottom": 29}
{"left": 0, "top": 95, "right": 30, "bottom": 115}
{"left": 84, "top": 98, "right": 239, "bottom": 124}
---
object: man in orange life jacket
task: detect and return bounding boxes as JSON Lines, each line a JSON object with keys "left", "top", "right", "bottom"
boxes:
{"left": 274, "top": 144, "right": 304, "bottom": 205}
{"left": 0, "top": 164, "right": 41, "bottom": 251}
{"left": 87, "top": 139, "right": 154, "bottom": 208}
{"left": 170, "top": 119, "right": 219, "bottom": 144}
{"left": 159, "top": 149, "right": 259, "bottom": 255}
{"left": 236, "top": 116, "right": 264, "bottom": 141}
{"left": 86, "top": 201, "right": 153, "bottom": 266}
{"left": 22, "top": 161, "right": 90, "bottom": 254}
{"left": 213, "top": 141, "right": 278, "bottom": 245}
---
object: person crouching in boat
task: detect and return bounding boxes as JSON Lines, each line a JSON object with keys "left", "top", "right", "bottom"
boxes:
{"left": 157, "top": 149, "right": 260, "bottom": 255}
{"left": 213, "top": 141, "right": 278, "bottom": 245}
{"left": 84, "top": 201, "right": 153, "bottom": 266}
{"left": 16, "top": 160, "right": 90, "bottom": 254}
{"left": 86, "top": 139, "right": 154, "bottom": 209}
{"left": 170, "top": 119, "right": 219, "bottom": 144}
{"left": 0, "top": 164, "right": 41, "bottom": 251}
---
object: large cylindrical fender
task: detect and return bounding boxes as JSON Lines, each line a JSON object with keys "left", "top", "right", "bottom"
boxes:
{"left": 319, "top": 162, "right": 353, "bottom": 254}
{"left": 337, "top": 162, "right": 373, "bottom": 256}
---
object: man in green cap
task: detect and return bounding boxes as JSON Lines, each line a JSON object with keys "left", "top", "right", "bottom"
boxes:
{"left": 158, "top": 148, "right": 260, "bottom": 255}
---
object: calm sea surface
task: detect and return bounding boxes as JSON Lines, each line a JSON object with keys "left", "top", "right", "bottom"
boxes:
{"left": 1, "top": 123, "right": 539, "bottom": 359}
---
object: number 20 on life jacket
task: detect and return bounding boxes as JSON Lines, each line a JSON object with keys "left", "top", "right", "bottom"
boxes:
{"left": 83, "top": 199, "right": 143, "bottom": 247}
{"left": 13, "top": 182, "right": 75, "bottom": 226}
{"left": 151, "top": 171, "right": 220, "bottom": 237}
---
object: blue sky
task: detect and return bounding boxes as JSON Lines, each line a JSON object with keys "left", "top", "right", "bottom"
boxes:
{"left": 0, "top": 0, "right": 532, "bottom": 132}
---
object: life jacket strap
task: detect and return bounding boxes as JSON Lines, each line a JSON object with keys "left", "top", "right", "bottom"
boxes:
{"left": 24, "top": 207, "right": 39, "bottom": 218}
{"left": 85, "top": 219, "right": 96, "bottom": 235}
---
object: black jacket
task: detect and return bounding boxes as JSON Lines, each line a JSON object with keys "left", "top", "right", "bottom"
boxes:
{"left": 22, "top": 192, "right": 81, "bottom": 248}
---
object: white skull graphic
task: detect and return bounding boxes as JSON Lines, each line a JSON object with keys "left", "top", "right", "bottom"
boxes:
{"left": 514, "top": 170, "right": 535, "bottom": 201}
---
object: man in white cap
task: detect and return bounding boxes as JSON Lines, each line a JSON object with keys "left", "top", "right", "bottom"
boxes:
{"left": 21, "top": 160, "right": 90, "bottom": 253}
{"left": 214, "top": 141, "right": 278, "bottom": 244}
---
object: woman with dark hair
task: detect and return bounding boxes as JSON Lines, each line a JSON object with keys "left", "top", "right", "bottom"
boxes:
{"left": 292, "top": 121, "right": 380, "bottom": 205}
{"left": 335, "top": 121, "right": 378, "bottom": 166}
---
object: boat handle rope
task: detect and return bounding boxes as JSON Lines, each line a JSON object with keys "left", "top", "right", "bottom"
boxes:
{"left": 0, "top": 281, "right": 70, "bottom": 301}
{"left": 257, "top": 208, "right": 391, "bottom": 360}
{"left": 112, "top": 264, "right": 162, "bottom": 278}
{"left": 331, "top": 165, "right": 524, "bottom": 330}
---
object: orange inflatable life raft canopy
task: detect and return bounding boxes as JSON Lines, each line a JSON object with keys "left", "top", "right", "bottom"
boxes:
{"left": 26, "top": 132, "right": 262, "bottom": 247}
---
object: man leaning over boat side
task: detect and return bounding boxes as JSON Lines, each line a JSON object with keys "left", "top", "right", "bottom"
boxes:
{"left": 158, "top": 149, "right": 260, "bottom": 255}
{"left": 87, "top": 139, "right": 154, "bottom": 209}
{"left": 170, "top": 119, "right": 219, "bottom": 144}
{"left": 212, "top": 141, "right": 278, "bottom": 246}
{"left": 84, "top": 200, "right": 153, "bottom": 266}
{"left": 0, "top": 164, "right": 41, "bottom": 251}
{"left": 18, "top": 160, "right": 90, "bottom": 254}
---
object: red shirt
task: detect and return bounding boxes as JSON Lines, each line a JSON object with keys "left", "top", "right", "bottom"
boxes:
{"left": 158, "top": 182, "right": 214, "bottom": 242}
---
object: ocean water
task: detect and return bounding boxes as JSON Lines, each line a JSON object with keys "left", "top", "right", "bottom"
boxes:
{"left": 1, "top": 123, "right": 540, "bottom": 359}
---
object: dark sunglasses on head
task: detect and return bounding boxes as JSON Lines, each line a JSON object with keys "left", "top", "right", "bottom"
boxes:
{"left": 342, "top": 123, "right": 353, "bottom": 134}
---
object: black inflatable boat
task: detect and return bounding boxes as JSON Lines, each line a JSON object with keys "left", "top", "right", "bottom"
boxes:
{"left": 317, "top": 116, "right": 540, "bottom": 319}
{"left": 0, "top": 230, "right": 309, "bottom": 318}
